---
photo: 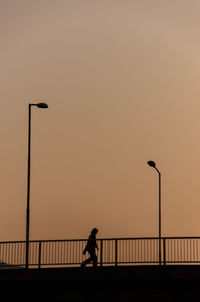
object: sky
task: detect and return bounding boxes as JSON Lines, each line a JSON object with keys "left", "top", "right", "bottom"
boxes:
{"left": 1, "top": 0, "right": 200, "bottom": 241}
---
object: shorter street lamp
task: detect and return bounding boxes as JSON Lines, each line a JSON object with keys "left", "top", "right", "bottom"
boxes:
{"left": 147, "top": 160, "right": 161, "bottom": 265}
{"left": 26, "top": 102, "right": 49, "bottom": 269}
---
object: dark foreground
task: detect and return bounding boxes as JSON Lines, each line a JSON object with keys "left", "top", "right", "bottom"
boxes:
{"left": 1, "top": 265, "right": 200, "bottom": 301}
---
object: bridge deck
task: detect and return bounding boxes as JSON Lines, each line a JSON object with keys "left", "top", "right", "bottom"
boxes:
{"left": 0, "top": 265, "right": 200, "bottom": 281}
{"left": 1, "top": 265, "right": 200, "bottom": 301}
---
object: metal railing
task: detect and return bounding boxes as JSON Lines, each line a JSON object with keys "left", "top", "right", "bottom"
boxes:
{"left": 1, "top": 237, "right": 200, "bottom": 268}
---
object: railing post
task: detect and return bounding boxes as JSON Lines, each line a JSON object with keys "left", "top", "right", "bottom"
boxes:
{"left": 115, "top": 239, "right": 118, "bottom": 266}
{"left": 25, "top": 241, "right": 29, "bottom": 269}
{"left": 38, "top": 241, "right": 42, "bottom": 269}
{"left": 100, "top": 240, "right": 103, "bottom": 267}
{"left": 163, "top": 238, "right": 166, "bottom": 265}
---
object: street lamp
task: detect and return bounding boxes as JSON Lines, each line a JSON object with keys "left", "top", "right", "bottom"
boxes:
{"left": 26, "top": 102, "right": 48, "bottom": 269}
{"left": 147, "top": 160, "right": 161, "bottom": 265}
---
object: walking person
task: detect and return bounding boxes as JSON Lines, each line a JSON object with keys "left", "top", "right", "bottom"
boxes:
{"left": 81, "top": 228, "right": 99, "bottom": 267}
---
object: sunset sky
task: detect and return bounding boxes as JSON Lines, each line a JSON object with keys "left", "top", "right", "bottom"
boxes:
{"left": 1, "top": 0, "right": 200, "bottom": 241}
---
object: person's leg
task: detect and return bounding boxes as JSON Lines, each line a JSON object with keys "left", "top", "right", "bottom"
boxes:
{"left": 81, "top": 255, "right": 92, "bottom": 267}
{"left": 92, "top": 254, "right": 97, "bottom": 267}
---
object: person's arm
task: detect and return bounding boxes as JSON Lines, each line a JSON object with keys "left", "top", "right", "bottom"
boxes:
{"left": 83, "top": 246, "right": 87, "bottom": 255}
{"left": 83, "top": 238, "right": 90, "bottom": 254}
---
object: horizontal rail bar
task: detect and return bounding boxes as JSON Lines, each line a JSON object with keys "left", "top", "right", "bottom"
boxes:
{"left": 3, "top": 236, "right": 200, "bottom": 244}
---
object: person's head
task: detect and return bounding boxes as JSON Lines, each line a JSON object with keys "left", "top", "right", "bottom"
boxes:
{"left": 91, "top": 228, "right": 98, "bottom": 235}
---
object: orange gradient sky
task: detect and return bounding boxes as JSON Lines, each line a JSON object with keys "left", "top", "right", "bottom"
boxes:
{"left": 1, "top": 0, "right": 200, "bottom": 241}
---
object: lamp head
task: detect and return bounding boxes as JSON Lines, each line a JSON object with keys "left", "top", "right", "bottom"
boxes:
{"left": 37, "top": 102, "right": 48, "bottom": 109}
{"left": 147, "top": 160, "right": 156, "bottom": 168}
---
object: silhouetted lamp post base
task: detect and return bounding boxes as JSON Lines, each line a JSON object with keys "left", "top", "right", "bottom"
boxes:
{"left": 26, "top": 102, "right": 48, "bottom": 269}
{"left": 147, "top": 160, "right": 161, "bottom": 265}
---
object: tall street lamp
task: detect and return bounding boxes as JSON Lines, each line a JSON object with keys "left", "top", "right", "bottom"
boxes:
{"left": 147, "top": 160, "right": 161, "bottom": 265}
{"left": 26, "top": 102, "right": 48, "bottom": 269}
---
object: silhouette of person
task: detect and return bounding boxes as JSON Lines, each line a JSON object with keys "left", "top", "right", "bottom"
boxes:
{"left": 81, "top": 228, "right": 99, "bottom": 267}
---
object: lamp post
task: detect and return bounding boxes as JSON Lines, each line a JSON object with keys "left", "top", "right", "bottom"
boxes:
{"left": 26, "top": 102, "right": 48, "bottom": 269}
{"left": 147, "top": 160, "right": 161, "bottom": 265}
